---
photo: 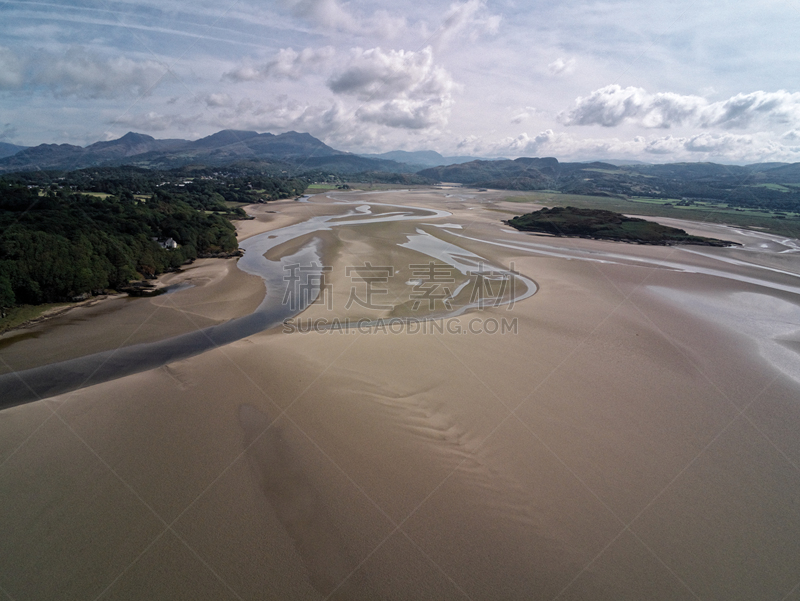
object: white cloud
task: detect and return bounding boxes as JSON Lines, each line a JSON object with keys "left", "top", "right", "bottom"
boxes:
{"left": 213, "top": 95, "right": 344, "bottom": 136}
{"left": 547, "top": 58, "right": 575, "bottom": 77}
{"left": 202, "top": 93, "right": 233, "bottom": 107}
{"left": 454, "top": 128, "right": 800, "bottom": 164}
{"left": 0, "top": 46, "right": 166, "bottom": 98}
{"left": 0, "top": 123, "right": 18, "bottom": 142}
{"left": 0, "top": 47, "right": 25, "bottom": 90}
{"left": 327, "top": 46, "right": 457, "bottom": 129}
{"left": 33, "top": 47, "right": 165, "bottom": 99}
{"left": 431, "top": 0, "right": 502, "bottom": 49}
{"left": 511, "top": 106, "right": 537, "bottom": 124}
{"left": 111, "top": 111, "right": 201, "bottom": 131}
{"left": 701, "top": 91, "right": 800, "bottom": 129}
{"left": 280, "top": 0, "right": 356, "bottom": 30}
{"left": 224, "top": 46, "right": 335, "bottom": 82}
{"left": 278, "top": 0, "right": 405, "bottom": 37}
{"left": 559, "top": 85, "right": 800, "bottom": 130}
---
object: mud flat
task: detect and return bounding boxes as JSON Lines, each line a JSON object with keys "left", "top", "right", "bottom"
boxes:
{"left": 2, "top": 189, "right": 800, "bottom": 600}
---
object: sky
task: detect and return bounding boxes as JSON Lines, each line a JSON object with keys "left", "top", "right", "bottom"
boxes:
{"left": 2, "top": 0, "right": 800, "bottom": 163}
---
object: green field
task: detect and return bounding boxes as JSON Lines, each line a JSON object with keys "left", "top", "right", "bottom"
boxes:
{"left": 502, "top": 191, "right": 800, "bottom": 238}
{"left": 307, "top": 183, "right": 340, "bottom": 191}
{"left": 753, "top": 183, "right": 793, "bottom": 192}
{"left": 78, "top": 192, "right": 151, "bottom": 202}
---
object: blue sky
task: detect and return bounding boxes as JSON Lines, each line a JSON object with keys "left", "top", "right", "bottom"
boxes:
{"left": 2, "top": 0, "right": 800, "bottom": 163}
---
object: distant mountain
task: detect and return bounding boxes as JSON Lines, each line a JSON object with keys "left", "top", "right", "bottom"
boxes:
{"left": 0, "top": 142, "right": 27, "bottom": 159}
{"left": 188, "top": 129, "right": 260, "bottom": 149}
{"left": 299, "top": 154, "right": 414, "bottom": 174}
{"left": 0, "top": 130, "right": 363, "bottom": 173}
{"left": 360, "top": 150, "right": 491, "bottom": 168}
{"left": 416, "top": 156, "right": 800, "bottom": 217}
{"left": 418, "top": 157, "right": 567, "bottom": 186}
{"left": 753, "top": 162, "right": 800, "bottom": 183}
{"left": 597, "top": 159, "right": 649, "bottom": 166}
{"left": 0, "top": 143, "right": 88, "bottom": 172}
{"left": 3, "top": 131, "right": 799, "bottom": 201}
{"left": 84, "top": 132, "right": 187, "bottom": 158}
{"left": 0, "top": 133, "right": 186, "bottom": 172}
{"left": 744, "top": 162, "right": 789, "bottom": 172}
{"left": 627, "top": 162, "right": 752, "bottom": 180}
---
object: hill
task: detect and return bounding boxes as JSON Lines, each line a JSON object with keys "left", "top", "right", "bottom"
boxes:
{"left": 419, "top": 157, "right": 800, "bottom": 214}
{"left": 359, "top": 150, "right": 487, "bottom": 168}
{"left": 0, "top": 130, "right": 408, "bottom": 174}
{"left": 0, "top": 142, "right": 27, "bottom": 159}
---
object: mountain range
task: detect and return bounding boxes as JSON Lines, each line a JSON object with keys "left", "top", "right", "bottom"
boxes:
{"left": 0, "top": 142, "right": 28, "bottom": 160}
{"left": 358, "top": 150, "right": 493, "bottom": 169}
{"left": 0, "top": 130, "right": 416, "bottom": 174}
{"left": 2, "top": 131, "right": 800, "bottom": 206}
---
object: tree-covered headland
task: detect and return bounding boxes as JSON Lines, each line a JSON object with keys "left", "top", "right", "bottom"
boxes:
{"left": 506, "top": 206, "right": 736, "bottom": 246}
{"left": 0, "top": 166, "right": 306, "bottom": 312}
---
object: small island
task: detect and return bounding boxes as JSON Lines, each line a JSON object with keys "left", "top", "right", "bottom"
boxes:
{"left": 505, "top": 206, "right": 737, "bottom": 246}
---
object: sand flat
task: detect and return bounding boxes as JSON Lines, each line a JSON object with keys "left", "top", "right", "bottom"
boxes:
{"left": 2, "top": 189, "right": 800, "bottom": 599}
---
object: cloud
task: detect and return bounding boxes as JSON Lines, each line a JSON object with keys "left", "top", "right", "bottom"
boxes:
{"left": 110, "top": 111, "right": 201, "bottom": 131}
{"left": 681, "top": 133, "right": 754, "bottom": 154}
{"left": 280, "top": 0, "right": 355, "bottom": 30}
{"left": 701, "top": 91, "right": 800, "bottom": 128}
{"left": 456, "top": 128, "right": 800, "bottom": 163}
{"left": 432, "top": 0, "right": 501, "bottom": 49}
{"left": 558, "top": 85, "right": 705, "bottom": 128}
{"left": 278, "top": 0, "right": 405, "bottom": 37}
{"left": 0, "top": 123, "right": 18, "bottom": 142}
{"left": 202, "top": 93, "right": 234, "bottom": 107}
{"left": 511, "top": 106, "right": 537, "bottom": 124}
{"left": 34, "top": 47, "right": 165, "bottom": 99}
{"left": 213, "top": 95, "right": 346, "bottom": 135}
{"left": 782, "top": 130, "right": 800, "bottom": 142}
{"left": 559, "top": 85, "right": 800, "bottom": 130}
{"left": 0, "top": 46, "right": 166, "bottom": 98}
{"left": 224, "top": 46, "right": 335, "bottom": 82}
{"left": 547, "top": 58, "right": 575, "bottom": 76}
{"left": 327, "top": 46, "right": 456, "bottom": 129}
{"left": 0, "top": 47, "right": 25, "bottom": 90}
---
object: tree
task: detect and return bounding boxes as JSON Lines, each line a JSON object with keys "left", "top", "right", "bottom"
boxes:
{"left": 0, "top": 274, "right": 14, "bottom": 317}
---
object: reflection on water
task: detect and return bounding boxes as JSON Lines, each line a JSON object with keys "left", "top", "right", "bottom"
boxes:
{"left": 651, "top": 287, "right": 800, "bottom": 385}
{"left": 0, "top": 200, "right": 466, "bottom": 409}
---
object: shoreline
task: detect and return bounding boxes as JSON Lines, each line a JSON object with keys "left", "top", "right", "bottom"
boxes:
{"left": 2, "top": 188, "right": 800, "bottom": 599}
{"left": 1, "top": 191, "right": 793, "bottom": 339}
{"left": 0, "top": 198, "right": 309, "bottom": 339}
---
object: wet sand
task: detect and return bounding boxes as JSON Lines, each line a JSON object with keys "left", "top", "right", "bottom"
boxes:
{"left": 2, "top": 189, "right": 800, "bottom": 600}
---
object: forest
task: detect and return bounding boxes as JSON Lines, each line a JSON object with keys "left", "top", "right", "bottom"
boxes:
{"left": 0, "top": 166, "right": 306, "bottom": 309}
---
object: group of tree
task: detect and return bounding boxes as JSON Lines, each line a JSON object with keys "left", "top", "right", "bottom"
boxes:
{"left": 506, "top": 206, "right": 735, "bottom": 246}
{"left": 0, "top": 166, "right": 307, "bottom": 310}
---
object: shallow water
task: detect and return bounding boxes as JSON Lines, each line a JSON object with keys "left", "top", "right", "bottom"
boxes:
{"left": 0, "top": 199, "right": 529, "bottom": 409}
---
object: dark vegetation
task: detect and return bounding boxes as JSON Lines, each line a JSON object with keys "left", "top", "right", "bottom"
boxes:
{"left": 1, "top": 128, "right": 798, "bottom": 310}
{"left": 420, "top": 158, "right": 800, "bottom": 215}
{"left": 0, "top": 166, "right": 306, "bottom": 311}
{"left": 506, "top": 206, "right": 736, "bottom": 246}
